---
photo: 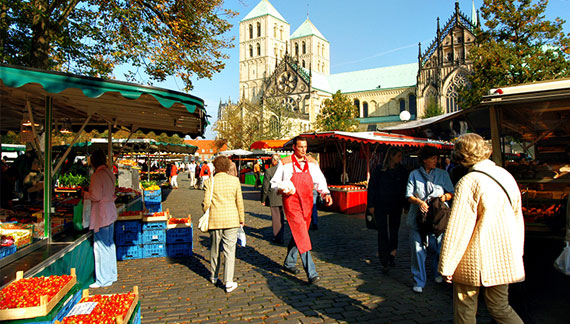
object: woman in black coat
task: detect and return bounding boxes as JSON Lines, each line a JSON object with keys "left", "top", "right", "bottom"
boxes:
{"left": 367, "top": 147, "right": 409, "bottom": 273}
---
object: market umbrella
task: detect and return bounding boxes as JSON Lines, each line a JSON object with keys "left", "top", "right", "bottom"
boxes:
{"left": 219, "top": 149, "right": 253, "bottom": 174}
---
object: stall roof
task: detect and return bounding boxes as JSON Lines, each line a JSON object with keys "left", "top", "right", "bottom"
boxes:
{"left": 283, "top": 131, "right": 453, "bottom": 151}
{"left": 53, "top": 138, "right": 197, "bottom": 154}
{"left": 249, "top": 139, "right": 289, "bottom": 150}
{"left": 0, "top": 65, "right": 207, "bottom": 137}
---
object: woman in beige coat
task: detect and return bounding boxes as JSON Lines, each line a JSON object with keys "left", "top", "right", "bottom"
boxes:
{"left": 203, "top": 156, "right": 245, "bottom": 293}
{"left": 439, "top": 134, "right": 525, "bottom": 324}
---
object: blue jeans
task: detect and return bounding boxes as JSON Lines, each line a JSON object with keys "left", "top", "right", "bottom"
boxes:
{"left": 409, "top": 228, "right": 441, "bottom": 288}
{"left": 93, "top": 223, "right": 118, "bottom": 287}
{"left": 284, "top": 238, "right": 318, "bottom": 280}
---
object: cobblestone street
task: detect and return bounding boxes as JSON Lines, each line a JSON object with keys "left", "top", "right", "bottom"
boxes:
{"left": 98, "top": 174, "right": 570, "bottom": 323}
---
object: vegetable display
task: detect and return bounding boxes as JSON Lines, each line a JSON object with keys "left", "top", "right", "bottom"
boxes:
{"left": 59, "top": 292, "right": 136, "bottom": 324}
{"left": 0, "top": 275, "right": 73, "bottom": 309}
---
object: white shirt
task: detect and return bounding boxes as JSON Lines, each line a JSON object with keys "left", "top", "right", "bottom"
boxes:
{"left": 270, "top": 157, "right": 330, "bottom": 195}
{"left": 188, "top": 162, "right": 196, "bottom": 173}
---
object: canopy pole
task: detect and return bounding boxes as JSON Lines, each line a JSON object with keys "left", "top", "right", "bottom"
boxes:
{"left": 147, "top": 147, "right": 150, "bottom": 182}
{"left": 342, "top": 142, "right": 347, "bottom": 184}
{"left": 489, "top": 105, "right": 503, "bottom": 166}
{"left": 25, "top": 100, "right": 45, "bottom": 169}
{"left": 113, "top": 131, "right": 134, "bottom": 164}
{"left": 107, "top": 123, "right": 113, "bottom": 169}
{"left": 52, "top": 115, "right": 92, "bottom": 175}
{"left": 362, "top": 143, "right": 371, "bottom": 183}
{"left": 43, "top": 96, "right": 53, "bottom": 242}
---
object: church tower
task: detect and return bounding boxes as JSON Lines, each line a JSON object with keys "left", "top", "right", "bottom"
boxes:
{"left": 290, "top": 18, "right": 330, "bottom": 75}
{"left": 239, "top": 0, "right": 290, "bottom": 103}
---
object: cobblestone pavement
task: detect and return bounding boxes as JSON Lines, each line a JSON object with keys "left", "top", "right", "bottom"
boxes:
{"left": 98, "top": 174, "right": 570, "bottom": 323}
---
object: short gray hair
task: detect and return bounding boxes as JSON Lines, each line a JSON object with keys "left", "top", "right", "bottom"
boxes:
{"left": 451, "top": 133, "right": 492, "bottom": 166}
{"left": 271, "top": 154, "right": 281, "bottom": 162}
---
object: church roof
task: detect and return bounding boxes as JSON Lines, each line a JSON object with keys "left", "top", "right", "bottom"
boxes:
{"left": 291, "top": 18, "right": 328, "bottom": 42}
{"left": 311, "top": 63, "right": 418, "bottom": 94}
{"left": 242, "top": 0, "right": 287, "bottom": 24}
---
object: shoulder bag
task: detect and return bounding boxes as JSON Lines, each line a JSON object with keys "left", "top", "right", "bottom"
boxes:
{"left": 198, "top": 176, "right": 214, "bottom": 232}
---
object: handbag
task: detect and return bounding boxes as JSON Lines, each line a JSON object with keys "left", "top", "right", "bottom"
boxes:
{"left": 237, "top": 225, "right": 246, "bottom": 247}
{"left": 554, "top": 242, "right": 570, "bottom": 276}
{"left": 198, "top": 176, "right": 214, "bottom": 232}
{"left": 365, "top": 207, "right": 377, "bottom": 230}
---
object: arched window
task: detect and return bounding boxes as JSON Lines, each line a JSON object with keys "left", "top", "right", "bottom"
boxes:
{"left": 295, "top": 43, "right": 299, "bottom": 56}
{"left": 279, "top": 49, "right": 283, "bottom": 58}
{"left": 322, "top": 63, "right": 325, "bottom": 73}
{"left": 249, "top": 24, "right": 253, "bottom": 39}
{"left": 257, "top": 22, "right": 261, "bottom": 37}
{"left": 279, "top": 27, "right": 283, "bottom": 40}
{"left": 302, "top": 41, "right": 306, "bottom": 54}
{"left": 249, "top": 45, "right": 253, "bottom": 58}
{"left": 273, "top": 25, "right": 277, "bottom": 38}
{"left": 408, "top": 94, "right": 417, "bottom": 116}
{"left": 274, "top": 46, "right": 277, "bottom": 56}
{"left": 445, "top": 72, "right": 469, "bottom": 113}
{"left": 399, "top": 99, "right": 406, "bottom": 112}
{"left": 269, "top": 116, "right": 279, "bottom": 135}
{"left": 363, "top": 102, "right": 369, "bottom": 118}
{"left": 302, "top": 60, "right": 305, "bottom": 68}
{"left": 256, "top": 43, "right": 261, "bottom": 56}
{"left": 354, "top": 99, "right": 360, "bottom": 109}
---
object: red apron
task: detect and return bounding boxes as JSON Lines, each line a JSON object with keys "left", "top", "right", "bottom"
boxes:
{"left": 283, "top": 155, "right": 314, "bottom": 254}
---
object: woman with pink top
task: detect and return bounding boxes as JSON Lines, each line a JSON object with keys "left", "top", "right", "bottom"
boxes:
{"left": 83, "top": 149, "right": 118, "bottom": 288}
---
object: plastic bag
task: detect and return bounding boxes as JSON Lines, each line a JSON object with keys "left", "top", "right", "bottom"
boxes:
{"left": 554, "top": 242, "right": 570, "bottom": 276}
{"left": 237, "top": 225, "right": 246, "bottom": 247}
{"left": 72, "top": 200, "right": 84, "bottom": 231}
{"left": 198, "top": 209, "right": 210, "bottom": 232}
{"left": 82, "top": 199, "right": 91, "bottom": 229}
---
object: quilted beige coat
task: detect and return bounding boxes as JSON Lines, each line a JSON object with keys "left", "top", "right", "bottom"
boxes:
{"left": 439, "top": 160, "right": 525, "bottom": 287}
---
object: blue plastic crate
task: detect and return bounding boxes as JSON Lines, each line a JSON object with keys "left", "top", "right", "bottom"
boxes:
{"left": 166, "top": 242, "right": 193, "bottom": 258}
{"left": 142, "top": 221, "right": 167, "bottom": 230}
{"left": 131, "top": 302, "right": 141, "bottom": 324}
{"left": 142, "top": 243, "right": 166, "bottom": 258}
{"left": 144, "top": 189, "right": 162, "bottom": 203}
{"left": 166, "top": 226, "right": 192, "bottom": 244}
{"left": 115, "top": 230, "right": 142, "bottom": 246}
{"left": 54, "top": 289, "right": 82, "bottom": 322}
{"left": 115, "top": 220, "right": 142, "bottom": 234}
{"left": 0, "top": 245, "right": 16, "bottom": 259}
{"left": 142, "top": 229, "right": 166, "bottom": 244}
{"left": 117, "top": 244, "right": 142, "bottom": 260}
{"left": 144, "top": 202, "right": 162, "bottom": 214}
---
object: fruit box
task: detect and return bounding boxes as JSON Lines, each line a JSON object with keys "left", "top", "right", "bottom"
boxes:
{"left": 0, "top": 269, "right": 77, "bottom": 321}
{"left": 142, "top": 209, "right": 170, "bottom": 222}
{"left": 56, "top": 286, "right": 139, "bottom": 324}
{"left": 117, "top": 210, "right": 143, "bottom": 221}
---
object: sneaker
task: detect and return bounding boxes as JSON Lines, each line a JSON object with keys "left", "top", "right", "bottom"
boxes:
{"left": 283, "top": 266, "right": 300, "bottom": 275}
{"left": 89, "top": 282, "right": 111, "bottom": 289}
{"left": 210, "top": 277, "right": 221, "bottom": 285}
{"left": 226, "top": 282, "right": 238, "bottom": 293}
{"left": 412, "top": 286, "right": 423, "bottom": 293}
{"left": 434, "top": 276, "right": 443, "bottom": 284}
{"left": 309, "top": 276, "right": 321, "bottom": 285}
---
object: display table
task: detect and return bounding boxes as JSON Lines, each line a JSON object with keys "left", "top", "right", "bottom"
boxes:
{"left": 328, "top": 186, "right": 367, "bottom": 215}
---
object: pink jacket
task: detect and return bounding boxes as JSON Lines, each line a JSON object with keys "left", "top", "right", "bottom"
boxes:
{"left": 84, "top": 165, "right": 117, "bottom": 233}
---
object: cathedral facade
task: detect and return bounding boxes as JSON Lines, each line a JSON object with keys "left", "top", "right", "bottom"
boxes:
{"left": 230, "top": 0, "right": 477, "bottom": 137}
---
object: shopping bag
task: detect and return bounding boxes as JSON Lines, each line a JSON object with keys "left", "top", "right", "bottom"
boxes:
{"left": 72, "top": 200, "right": 83, "bottom": 231}
{"left": 237, "top": 225, "right": 246, "bottom": 247}
{"left": 82, "top": 199, "right": 91, "bottom": 229}
{"left": 553, "top": 242, "right": 570, "bottom": 276}
{"left": 198, "top": 209, "right": 210, "bottom": 232}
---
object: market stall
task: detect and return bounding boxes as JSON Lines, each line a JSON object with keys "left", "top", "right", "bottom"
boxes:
{"left": 0, "top": 63, "right": 207, "bottom": 301}
{"left": 282, "top": 131, "right": 453, "bottom": 214}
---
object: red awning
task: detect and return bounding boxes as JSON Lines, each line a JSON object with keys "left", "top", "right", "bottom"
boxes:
{"left": 250, "top": 139, "right": 289, "bottom": 150}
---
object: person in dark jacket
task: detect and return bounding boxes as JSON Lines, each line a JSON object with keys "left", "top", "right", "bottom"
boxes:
{"left": 261, "top": 154, "right": 285, "bottom": 244}
{"left": 367, "top": 147, "right": 409, "bottom": 273}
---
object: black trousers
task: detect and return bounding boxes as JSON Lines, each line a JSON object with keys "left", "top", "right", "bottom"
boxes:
{"left": 376, "top": 207, "right": 402, "bottom": 267}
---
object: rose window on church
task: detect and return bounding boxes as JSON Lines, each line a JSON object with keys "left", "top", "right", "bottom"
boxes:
{"left": 277, "top": 71, "right": 298, "bottom": 93}
{"left": 445, "top": 72, "right": 469, "bottom": 113}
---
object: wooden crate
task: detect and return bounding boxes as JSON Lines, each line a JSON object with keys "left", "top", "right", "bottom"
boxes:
{"left": 57, "top": 286, "right": 139, "bottom": 324}
{"left": 117, "top": 210, "right": 143, "bottom": 221}
{"left": 143, "top": 208, "right": 170, "bottom": 222}
{"left": 0, "top": 269, "right": 77, "bottom": 321}
{"left": 166, "top": 215, "right": 192, "bottom": 229}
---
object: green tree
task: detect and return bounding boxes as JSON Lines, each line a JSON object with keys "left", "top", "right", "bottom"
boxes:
{"left": 315, "top": 91, "right": 359, "bottom": 131}
{"left": 263, "top": 97, "right": 296, "bottom": 140}
{"left": 460, "top": 0, "right": 570, "bottom": 108}
{"left": 421, "top": 99, "right": 444, "bottom": 118}
{"left": 0, "top": 0, "right": 236, "bottom": 90}
{"left": 214, "top": 100, "right": 263, "bottom": 149}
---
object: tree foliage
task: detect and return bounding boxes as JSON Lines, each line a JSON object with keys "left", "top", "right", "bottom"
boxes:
{"left": 315, "top": 91, "right": 359, "bottom": 131}
{"left": 421, "top": 100, "right": 444, "bottom": 119}
{"left": 0, "top": 0, "right": 236, "bottom": 90}
{"left": 460, "top": 0, "right": 570, "bottom": 108}
{"left": 213, "top": 101, "right": 263, "bottom": 150}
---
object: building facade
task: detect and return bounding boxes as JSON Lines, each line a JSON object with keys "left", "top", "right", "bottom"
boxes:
{"left": 227, "top": 0, "right": 477, "bottom": 136}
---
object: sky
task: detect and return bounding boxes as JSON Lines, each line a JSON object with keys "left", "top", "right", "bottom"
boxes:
{"left": 117, "top": 0, "right": 570, "bottom": 140}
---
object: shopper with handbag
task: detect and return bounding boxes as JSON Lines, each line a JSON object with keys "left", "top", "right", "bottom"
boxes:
{"left": 439, "top": 133, "right": 525, "bottom": 324}
{"left": 405, "top": 146, "right": 454, "bottom": 293}
{"left": 202, "top": 156, "right": 245, "bottom": 293}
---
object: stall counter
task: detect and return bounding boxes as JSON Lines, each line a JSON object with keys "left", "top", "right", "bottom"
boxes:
{"left": 328, "top": 186, "right": 367, "bottom": 215}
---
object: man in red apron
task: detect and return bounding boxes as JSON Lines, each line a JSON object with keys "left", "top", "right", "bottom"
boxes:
{"left": 270, "top": 136, "right": 333, "bottom": 284}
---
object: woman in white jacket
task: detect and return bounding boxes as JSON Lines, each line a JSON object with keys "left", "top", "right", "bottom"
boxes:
{"left": 439, "top": 133, "right": 524, "bottom": 324}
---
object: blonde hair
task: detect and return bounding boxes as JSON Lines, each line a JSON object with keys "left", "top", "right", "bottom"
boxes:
{"left": 451, "top": 133, "right": 492, "bottom": 166}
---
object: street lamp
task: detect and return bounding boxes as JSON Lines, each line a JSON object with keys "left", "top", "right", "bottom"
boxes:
{"left": 399, "top": 110, "right": 411, "bottom": 122}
